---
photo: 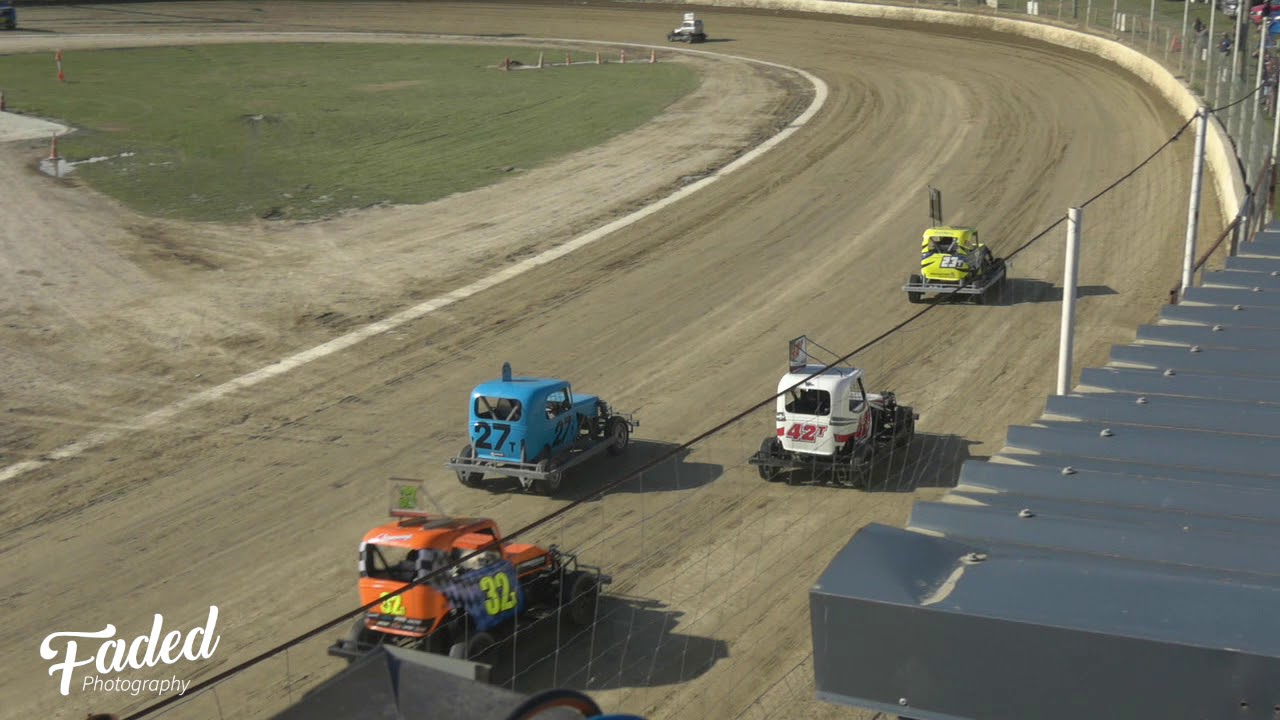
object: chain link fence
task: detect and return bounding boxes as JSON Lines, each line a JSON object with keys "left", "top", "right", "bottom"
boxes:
{"left": 108, "top": 3, "right": 1276, "bottom": 720}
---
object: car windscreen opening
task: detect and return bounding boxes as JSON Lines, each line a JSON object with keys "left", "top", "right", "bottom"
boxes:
{"left": 364, "top": 544, "right": 418, "bottom": 582}
{"left": 785, "top": 388, "right": 831, "bottom": 416}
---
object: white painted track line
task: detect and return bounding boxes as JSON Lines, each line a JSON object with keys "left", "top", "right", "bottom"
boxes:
{"left": 0, "top": 37, "right": 828, "bottom": 485}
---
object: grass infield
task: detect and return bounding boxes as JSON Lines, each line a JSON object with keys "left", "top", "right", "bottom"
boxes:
{"left": 0, "top": 43, "right": 699, "bottom": 222}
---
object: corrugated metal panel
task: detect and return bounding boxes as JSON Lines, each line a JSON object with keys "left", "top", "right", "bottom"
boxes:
{"left": 1042, "top": 391, "right": 1280, "bottom": 435}
{"left": 1239, "top": 235, "right": 1280, "bottom": 258}
{"left": 1136, "top": 322, "right": 1280, "bottom": 350}
{"left": 811, "top": 225, "right": 1280, "bottom": 720}
{"left": 1107, "top": 343, "right": 1280, "bottom": 378}
{"left": 1076, "top": 366, "right": 1280, "bottom": 403}
{"left": 907, "top": 495, "right": 1280, "bottom": 576}
{"left": 956, "top": 460, "right": 1280, "bottom": 520}
{"left": 1200, "top": 268, "right": 1280, "bottom": 289}
{"left": 1224, "top": 255, "right": 1280, "bottom": 272}
{"left": 1158, "top": 302, "right": 1280, "bottom": 328}
{"left": 990, "top": 451, "right": 1277, "bottom": 486}
{"left": 1179, "top": 285, "right": 1280, "bottom": 306}
{"left": 1004, "top": 422, "right": 1280, "bottom": 475}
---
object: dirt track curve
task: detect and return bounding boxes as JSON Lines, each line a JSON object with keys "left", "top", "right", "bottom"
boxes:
{"left": 0, "top": 3, "right": 1220, "bottom": 720}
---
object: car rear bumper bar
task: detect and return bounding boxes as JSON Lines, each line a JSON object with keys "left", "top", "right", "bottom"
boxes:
{"left": 903, "top": 263, "right": 1006, "bottom": 295}
{"left": 446, "top": 433, "right": 614, "bottom": 480}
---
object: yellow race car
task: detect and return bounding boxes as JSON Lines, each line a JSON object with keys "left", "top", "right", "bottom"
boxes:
{"left": 903, "top": 226, "right": 1007, "bottom": 304}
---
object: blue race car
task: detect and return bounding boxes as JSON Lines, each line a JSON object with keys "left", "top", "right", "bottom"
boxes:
{"left": 446, "top": 363, "right": 637, "bottom": 494}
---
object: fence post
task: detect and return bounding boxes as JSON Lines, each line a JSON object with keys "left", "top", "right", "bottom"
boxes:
{"left": 1057, "top": 207, "right": 1083, "bottom": 397}
{"left": 1147, "top": 0, "right": 1155, "bottom": 54}
{"left": 1183, "top": 108, "right": 1210, "bottom": 300}
{"left": 1234, "top": 195, "right": 1250, "bottom": 255}
{"left": 1269, "top": 89, "right": 1280, "bottom": 226}
{"left": 1179, "top": 0, "right": 1190, "bottom": 74}
{"left": 1205, "top": 7, "right": 1217, "bottom": 98}
{"left": 1251, "top": 19, "right": 1269, "bottom": 151}
{"left": 1231, "top": 0, "right": 1244, "bottom": 83}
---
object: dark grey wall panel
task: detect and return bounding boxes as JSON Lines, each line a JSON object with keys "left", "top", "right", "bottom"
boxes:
{"left": 812, "top": 527, "right": 1280, "bottom": 720}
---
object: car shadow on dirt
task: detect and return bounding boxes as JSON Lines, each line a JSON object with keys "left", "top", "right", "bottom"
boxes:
{"left": 484, "top": 594, "right": 729, "bottom": 691}
{"left": 991, "top": 279, "right": 1117, "bottom": 306}
{"left": 765, "top": 433, "right": 982, "bottom": 493}
{"left": 465, "top": 441, "right": 723, "bottom": 499}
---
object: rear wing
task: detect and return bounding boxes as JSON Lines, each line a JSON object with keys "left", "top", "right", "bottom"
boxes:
{"left": 788, "top": 335, "right": 849, "bottom": 371}
{"left": 388, "top": 476, "right": 451, "bottom": 519}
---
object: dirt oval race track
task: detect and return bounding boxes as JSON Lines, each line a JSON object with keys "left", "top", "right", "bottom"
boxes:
{"left": 0, "top": 2, "right": 1221, "bottom": 720}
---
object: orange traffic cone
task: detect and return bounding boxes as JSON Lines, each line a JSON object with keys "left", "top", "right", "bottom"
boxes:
{"left": 56, "top": 50, "right": 64, "bottom": 82}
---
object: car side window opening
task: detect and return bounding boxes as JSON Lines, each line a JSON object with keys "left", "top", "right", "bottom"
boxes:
{"left": 413, "top": 549, "right": 450, "bottom": 580}
{"left": 850, "top": 379, "right": 869, "bottom": 413}
{"left": 476, "top": 396, "right": 522, "bottom": 422}
{"left": 545, "top": 389, "right": 572, "bottom": 419}
{"left": 785, "top": 388, "right": 831, "bottom": 416}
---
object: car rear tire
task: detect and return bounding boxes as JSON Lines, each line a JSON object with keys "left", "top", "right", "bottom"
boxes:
{"left": 835, "top": 445, "right": 872, "bottom": 489}
{"left": 907, "top": 274, "right": 925, "bottom": 304}
{"left": 342, "top": 615, "right": 385, "bottom": 664}
{"left": 448, "top": 630, "right": 496, "bottom": 661}
{"left": 605, "top": 416, "right": 630, "bottom": 456}
{"left": 893, "top": 407, "right": 916, "bottom": 449}
{"left": 532, "top": 458, "right": 561, "bottom": 495}
{"left": 561, "top": 571, "right": 600, "bottom": 627}
{"left": 757, "top": 437, "right": 784, "bottom": 481}
{"left": 455, "top": 444, "right": 484, "bottom": 488}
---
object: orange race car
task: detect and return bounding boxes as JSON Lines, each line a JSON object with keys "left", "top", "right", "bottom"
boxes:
{"left": 328, "top": 480, "right": 609, "bottom": 663}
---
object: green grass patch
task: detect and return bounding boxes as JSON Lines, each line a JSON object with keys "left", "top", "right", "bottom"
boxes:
{"left": 0, "top": 44, "right": 699, "bottom": 222}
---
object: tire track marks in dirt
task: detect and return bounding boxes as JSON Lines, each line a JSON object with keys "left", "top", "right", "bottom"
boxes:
{"left": 0, "top": 4, "right": 1220, "bottom": 720}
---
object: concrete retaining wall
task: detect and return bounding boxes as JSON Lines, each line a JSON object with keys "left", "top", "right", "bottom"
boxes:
{"left": 679, "top": 0, "right": 1244, "bottom": 221}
